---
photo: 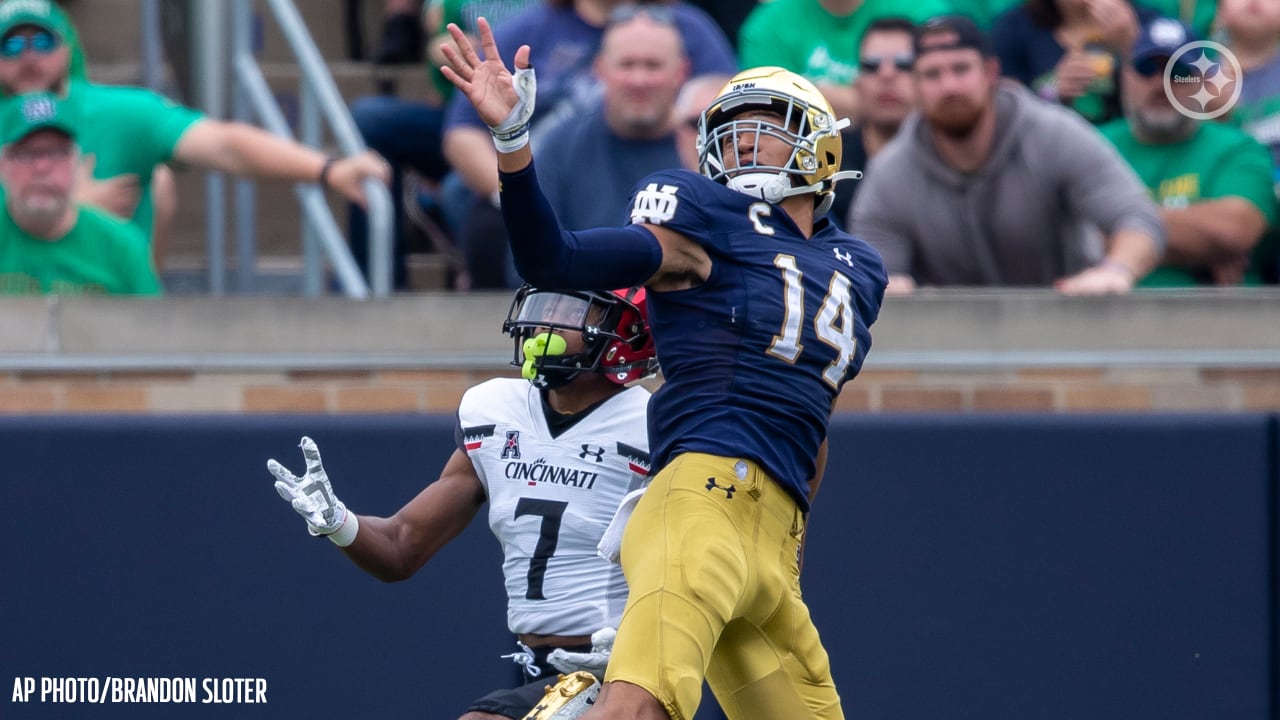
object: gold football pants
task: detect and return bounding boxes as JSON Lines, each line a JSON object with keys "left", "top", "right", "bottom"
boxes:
{"left": 607, "top": 452, "right": 843, "bottom": 720}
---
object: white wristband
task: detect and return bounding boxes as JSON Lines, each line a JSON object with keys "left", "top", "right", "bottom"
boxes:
{"left": 327, "top": 512, "right": 360, "bottom": 547}
{"left": 491, "top": 127, "right": 530, "bottom": 153}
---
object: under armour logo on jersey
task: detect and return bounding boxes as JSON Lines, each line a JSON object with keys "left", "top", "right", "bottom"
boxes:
{"left": 834, "top": 248, "right": 854, "bottom": 267}
{"left": 501, "top": 430, "right": 522, "bottom": 459}
{"left": 630, "top": 183, "right": 680, "bottom": 225}
{"left": 579, "top": 444, "right": 606, "bottom": 463}
{"left": 705, "top": 477, "right": 736, "bottom": 499}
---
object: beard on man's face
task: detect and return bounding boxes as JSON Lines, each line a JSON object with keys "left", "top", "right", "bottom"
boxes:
{"left": 925, "top": 94, "right": 986, "bottom": 139}
{"left": 1131, "top": 105, "right": 1197, "bottom": 142}
{"left": 14, "top": 186, "right": 69, "bottom": 225}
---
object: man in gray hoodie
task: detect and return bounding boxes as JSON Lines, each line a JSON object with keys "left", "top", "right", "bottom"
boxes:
{"left": 849, "top": 15, "right": 1165, "bottom": 295}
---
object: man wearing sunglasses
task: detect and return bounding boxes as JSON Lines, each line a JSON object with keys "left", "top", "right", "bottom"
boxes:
{"left": 1099, "top": 16, "right": 1276, "bottom": 285}
{"left": 849, "top": 15, "right": 1164, "bottom": 295}
{"left": 829, "top": 16, "right": 917, "bottom": 228}
{"left": 0, "top": 92, "right": 159, "bottom": 295}
{"left": 0, "top": 0, "right": 391, "bottom": 275}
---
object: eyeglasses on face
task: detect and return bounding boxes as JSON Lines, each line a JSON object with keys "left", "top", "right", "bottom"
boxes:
{"left": 4, "top": 144, "right": 73, "bottom": 164}
{"left": 0, "top": 31, "right": 61, "bottom": 59}
{"left": 1132, "top": 55, "right": 1198, "bottom": 78}
{"left": 859, "top": 54, "right": 914, "bottom": 74}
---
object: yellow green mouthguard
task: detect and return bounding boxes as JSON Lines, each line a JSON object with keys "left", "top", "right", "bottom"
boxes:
{"left": 521, "top": 332, "right": 567, "bottom": 380}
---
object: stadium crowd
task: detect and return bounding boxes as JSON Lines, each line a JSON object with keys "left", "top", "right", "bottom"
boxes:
{"left": 0, "top": 0, "right": 1274, "bottom": 295}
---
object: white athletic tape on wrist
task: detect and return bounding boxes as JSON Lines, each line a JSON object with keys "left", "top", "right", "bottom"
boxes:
{"left": 489, "top": 66, "right": 536, "bottom": 153}
{"left": 491, "top": 127, "right": 529, "bottom": 153}
{"left": 327, "top": 512, "right": 359, "bottom": 547}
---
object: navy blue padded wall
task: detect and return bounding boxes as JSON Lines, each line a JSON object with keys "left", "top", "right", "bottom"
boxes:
{"left": 2, "top": 416, "right": 508, "bottom": 719}
{"left": 810, "top": 414, "right": 1274, "bottom": 720}
{"left": 2, "top": 414, "right": 1275, "bottom": 719}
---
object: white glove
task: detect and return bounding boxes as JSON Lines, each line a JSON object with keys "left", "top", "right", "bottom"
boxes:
{"left": 490, "top": 66, "right": 536, "bottom": 152}
{"left": 268, "top": 436, "right": 359, "bottom": 547}
{"left": 547, "top": 627, "right": 615, "bottom": 679}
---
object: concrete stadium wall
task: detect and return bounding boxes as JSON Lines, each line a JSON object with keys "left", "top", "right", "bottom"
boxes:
{"left": 3, "top": 414, "right": 1275, "bottom": 719}
{"left": 0, "top": 291, "right": 1278, "bottom": 414}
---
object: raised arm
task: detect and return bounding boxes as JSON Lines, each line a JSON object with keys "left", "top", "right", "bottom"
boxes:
{"left": 439, "top": 18, "right": 711, "bottom": 291}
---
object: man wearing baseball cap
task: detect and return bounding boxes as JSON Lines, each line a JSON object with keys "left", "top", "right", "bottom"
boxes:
{"left": 1099, "top": 16, "right": 1277, "bottom": 285}
{"left": 0, "top": 0, "right": 390, "bottom": 277}
{"left": 0, "top": 91, "right": 160, "bottom": 295}
{"left": 0, "top": 0, "right": 87, "bottom": 90}
{"left": 849, "top": 15, "right": 1164, "bottom": 295}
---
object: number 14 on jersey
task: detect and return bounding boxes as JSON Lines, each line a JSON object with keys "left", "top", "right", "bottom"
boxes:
{"left": 766, "top": 254, "right": 858, "bottom": 389}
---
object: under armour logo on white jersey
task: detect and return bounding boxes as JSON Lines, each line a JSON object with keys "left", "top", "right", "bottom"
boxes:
{"left": 630, "top": 183, "right": 680, "bottom": 225}
{"left": 833, "top": 249, "right": 853, "bottom": 267}
{"left": 579, "top": 444, "right": 606, "bottom": 462}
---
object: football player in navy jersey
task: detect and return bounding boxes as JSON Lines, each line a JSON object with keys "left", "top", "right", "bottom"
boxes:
{"left": 268, "top": 286, "right": 658, "bottom": 720}
{"left": 442, "top": 17, "right": 887, "bottom": 720}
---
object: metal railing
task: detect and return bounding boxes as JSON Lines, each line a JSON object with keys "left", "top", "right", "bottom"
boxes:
{"left": 191, "top": 0, "right": 393, "bottom": 297}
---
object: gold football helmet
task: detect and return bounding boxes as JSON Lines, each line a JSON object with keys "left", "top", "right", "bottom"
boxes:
{"left": 696, "top": 67, "right": 860, "bottom": 215}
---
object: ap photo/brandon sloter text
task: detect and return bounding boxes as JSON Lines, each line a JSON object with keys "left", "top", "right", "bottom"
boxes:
{"left": 11, "top": 676, "right": 267, "bottom": 705}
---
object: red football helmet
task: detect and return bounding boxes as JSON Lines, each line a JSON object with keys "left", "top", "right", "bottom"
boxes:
{"left": 503, "top": 285, "right": 658, "bottom": 388}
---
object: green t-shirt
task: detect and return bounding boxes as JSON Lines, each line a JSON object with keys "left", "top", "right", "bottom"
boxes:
{"left": 738, "top": 0, "right": 953, "bottom": 88}
{"left": 59, "top": 80, "right": 203, "bottom": 240}
{"left": 1100, "top": 119, "right": 1277, "bottom": 286}
{"left": 0, "top": 205, "right": 161, "bottom": 295}
{"left": 1135, "top": 0, "right": 1217, "bottom": 39}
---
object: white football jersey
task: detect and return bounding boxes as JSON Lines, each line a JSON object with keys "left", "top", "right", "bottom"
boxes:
{"left": 458, "top": 378, "right": 651, "bottom": 635}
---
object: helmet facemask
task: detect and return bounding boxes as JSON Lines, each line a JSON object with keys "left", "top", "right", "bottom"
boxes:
{"left": 503, "top": 287, "right": 658, "bottom": 389}
{"left": 697, "top": 68, "right": 861, "bottom": 215}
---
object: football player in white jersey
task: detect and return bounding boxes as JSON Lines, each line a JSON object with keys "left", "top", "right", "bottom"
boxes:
{"left": 268, "top": 285, "right": 658, "bottom": 720}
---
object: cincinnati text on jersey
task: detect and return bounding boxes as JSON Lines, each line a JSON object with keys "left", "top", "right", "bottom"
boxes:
{"left": 505, "top": 457, "right": 600, "bottom": 489}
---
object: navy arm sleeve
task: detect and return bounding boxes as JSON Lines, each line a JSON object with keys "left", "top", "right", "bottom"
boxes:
{"left": 498, "top": 162, "right": 664, "bottom": 289}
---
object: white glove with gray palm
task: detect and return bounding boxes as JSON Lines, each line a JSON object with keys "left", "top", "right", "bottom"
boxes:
{"left": 268, "top": 436, "right": 360, "bottom": 546}
{"left": 547, "top": 627, "right": 616, "bottom": 679}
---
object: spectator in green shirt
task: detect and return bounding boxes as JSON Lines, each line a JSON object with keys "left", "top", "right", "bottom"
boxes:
{"left": 0, "top": 0, "right": 391, "bottom": 272}
{"left": 0, "top": 92, "right": 159, "bottom": 295}
{"left": 737, "top": 0, "right": 952, "bottom": 121}
{"left": 1100, "top": 17, "right": 1277, "bottom": 285}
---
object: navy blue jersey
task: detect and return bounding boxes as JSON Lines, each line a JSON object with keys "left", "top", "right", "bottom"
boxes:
{"left": 626, "top": 169, "right": 887, "bottom": 510}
